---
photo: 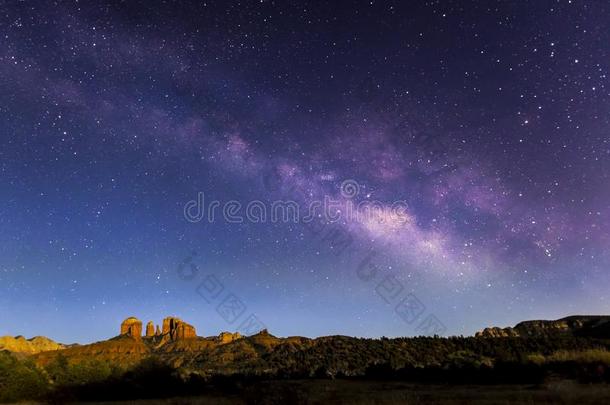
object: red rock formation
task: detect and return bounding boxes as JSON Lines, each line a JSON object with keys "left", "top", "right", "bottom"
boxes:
{"left": 120, "top": 317, "right": 142, "bottom": 338}
{"left": 162, "top": 317, "right": 174, "bottom": 335}
{"left": 155, "top": 325, "right": 161, "bottom": 336}
{"left": 146, "top": 321, "right": 155, "bottom": 337}
{"left": 217, "top": 332, "right": 242, "bottom": 344}
{"left": 161, "top": 316, "right": 197, "bottom": 340}
{"left": 175, "top": 322, "right": 197, "bottom": 339}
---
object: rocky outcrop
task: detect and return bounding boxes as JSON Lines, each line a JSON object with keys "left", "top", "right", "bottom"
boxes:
{"left": 146, "top": 321, "right": 155, "bottom": 337}
{"left": 175, "top": 322, "right": 197, "bottom": 339}
{"left": 120, "top": 317, "right": 142, "bottom": 338}
{"left": 475, "top": 326, "right": 520, "bottom": 338}
{"left": 217, "top": 332, "right": 242, "bottom": 344}
{"left": 162, "top": 317, "right": 196, "bottom": 340}
{"left": 161, "top": 317, "right": 174, "bottom": 335}
{"left": 0, "top": 335, "right": 66, "bottom": 354}
{"left": 121, "top": 317, "right": 196, "bottom": 341}
{"left": 248, "top": 329, "right": 281, "bottom": 349}
{"left": 475, "top": 316, "right": 610, "bottom": 338}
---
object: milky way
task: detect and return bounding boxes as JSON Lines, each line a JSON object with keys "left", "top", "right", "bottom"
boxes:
{"left": 1, "top": 1, "right": 609, "bottom": 342}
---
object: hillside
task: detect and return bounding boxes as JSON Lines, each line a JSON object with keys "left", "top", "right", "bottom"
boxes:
{"left": 476, "top": 315, "right": 610, "bottom": 338}
{"left": 20, "top": 315, "right": 610, "bottom": 379}
{"left": 0, "top": 335, "right": 66, "bottom": 354}
{"left": 7, "top": 314, "right": 610, "bottom": 375}
{"left": 4, "top": 315, "right": 610, "bottom": 403}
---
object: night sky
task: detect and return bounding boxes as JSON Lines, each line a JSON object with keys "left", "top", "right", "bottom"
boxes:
{"left": 1, "top": 1, "right": 609, "bottom": 343}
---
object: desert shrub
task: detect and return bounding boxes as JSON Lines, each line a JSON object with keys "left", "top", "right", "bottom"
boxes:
{"left": 45, "top": 354, "right": 117, "bottom": 387}
{"left": 547, "top": 349, "right": 610, "bottom": 364}
{"left": 0, "top": 351, "right": 49, "bottom": 402}
{"left": 526, "top": 353, "right": 546, "bottom": 365}
{"left": 444, "top": 350, "right": 494, "bottom": 369}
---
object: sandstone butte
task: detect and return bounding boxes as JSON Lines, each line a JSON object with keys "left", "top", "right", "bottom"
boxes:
{"left": 119, "top": 316, "right": 197, "bottom": 341}
{"left": 145, "top": 321, "right": 154, "bottom": 337}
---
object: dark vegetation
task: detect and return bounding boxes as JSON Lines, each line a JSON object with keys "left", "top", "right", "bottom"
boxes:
{"left": 3, "top": 335, "right": 610, "bottom": 403}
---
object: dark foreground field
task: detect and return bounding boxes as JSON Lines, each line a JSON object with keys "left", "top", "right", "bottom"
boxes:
{"left": 88, "top": 380, "right": 610, "bottom": 405}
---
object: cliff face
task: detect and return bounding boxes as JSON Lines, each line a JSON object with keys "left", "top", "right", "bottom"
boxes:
{"left": 159, "top": 317, "right": 197, "bottom": 343}
{"left": 0, "top": 335, "right": 66, "bottom": 354}
{"left": 120, "top": 317, "right": 143, "bottom": 338}
{"left": 475, "top": 315, "right": 610, "bottom": 338}
{"left": 146, "top": 321, "right": 155, "bottom": 337}
{"left": 120, "top": 316, "right": 196, "bottom": 341}
{"left": 474, "top": 327, "right": 520, "bottom": 338}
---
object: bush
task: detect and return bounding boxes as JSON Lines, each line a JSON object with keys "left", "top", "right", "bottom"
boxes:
{"left": 547, "top": 349, "right": 610, "bottom": 364}
{"left": 0, "top": 351, "right": 49, "bottom": 402}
